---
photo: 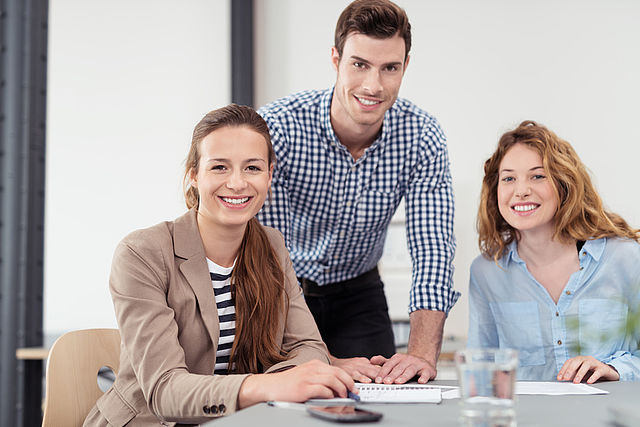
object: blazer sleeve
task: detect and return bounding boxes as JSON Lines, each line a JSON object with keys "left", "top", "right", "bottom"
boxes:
{"left": 263, "top": 228, "right": 330, "bottom": 373}
{"left": 110, "top": 230, "right": 249, "bottom": 423}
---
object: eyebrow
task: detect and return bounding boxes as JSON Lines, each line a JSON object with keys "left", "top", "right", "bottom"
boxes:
{"left": 350, "top": 55, "right": 403, "bottom": 69}
{"left": 205, "top": 158, "right": 267, "bottom": 164}
{"left": 499, "top": 166, "right": 545, "bottom": 173}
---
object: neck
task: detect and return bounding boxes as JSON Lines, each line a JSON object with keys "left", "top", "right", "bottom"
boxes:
{"left": 516, "top": 229, "right": 577, "bottom": 268}
{"left": 196, "top": 212, "right": 245, "bottom": 267}
{"left": 330, "top": 94, "right": 382, "bottom": 160}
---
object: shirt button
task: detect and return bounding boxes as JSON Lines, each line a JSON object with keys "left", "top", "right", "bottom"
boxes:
{"left": 566, "top": 291, "right": 572, "bottom": 295}
{"left": 219, "top": 404, "right": 227, "bottom": 414}
{"left": 557, "top": 340, "right": 562, "bottom": 345}
{"left": 350, "top": 166, "right": 356, "bottom": 172}
{"left": 582, "top": 251, "right": 587, "bottom": 256}
{"left": 579, "top": 266, "right": 584, "bottom": 270}
{"left": 203, "top": 405, "right": 211, "bottom": 414}
{"left": 345, "top": 201, "right": 352, "bottom": 207}
{"left": 339, "top": 231, "right": 345, "bottom": 238}
{"left": 555, "top": 312, "right": 559, "bottom": 317}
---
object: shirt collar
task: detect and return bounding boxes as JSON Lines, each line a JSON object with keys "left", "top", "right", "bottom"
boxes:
{"left": 501, "top": 237, "right": 607, "bottom": 267}
{"left": 580, "top": 237, "right": 606, "bottom": 261}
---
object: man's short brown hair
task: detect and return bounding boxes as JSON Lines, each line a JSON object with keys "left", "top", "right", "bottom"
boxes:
{"left": 334, "top": 0, "right": 411, "bottom": 60}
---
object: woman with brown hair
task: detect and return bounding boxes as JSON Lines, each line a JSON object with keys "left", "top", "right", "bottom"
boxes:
{"left": 469, "top": 120, "right": 640, "bottom": 383}
{"left": 84, "top": 104, "right": 355, "bottom": 426}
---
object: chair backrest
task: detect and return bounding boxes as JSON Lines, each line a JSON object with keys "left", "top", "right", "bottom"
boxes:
{"left": 42, "top": 328, "right": 121, "bottom": 427}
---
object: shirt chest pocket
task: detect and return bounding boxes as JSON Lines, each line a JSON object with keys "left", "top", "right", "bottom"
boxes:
{"left": 354, "top": 190, "right": 397, "bottom": 233}
{"left": 490, "top": 301, "right": 546, "bottom": 367}
{"left": 578, "top": 299, "right": 628, "bottom": 358}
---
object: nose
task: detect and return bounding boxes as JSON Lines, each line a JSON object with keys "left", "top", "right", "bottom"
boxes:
{"left": 226, "top": 170, "right": 247, "bottom": 191}
{"left": 514, "top": 181, "right": 531, "bottom": 198}
{"left": 362, "top": 69, "right": 383, "bottom": 95}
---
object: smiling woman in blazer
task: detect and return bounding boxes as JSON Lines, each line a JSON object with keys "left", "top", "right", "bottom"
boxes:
{"left": 84, "top": 104, "right": 355, "bottom": 426}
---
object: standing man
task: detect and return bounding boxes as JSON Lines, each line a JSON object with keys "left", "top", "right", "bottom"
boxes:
{"left": 257, "top": 0, "right": 459, "bottom": 384}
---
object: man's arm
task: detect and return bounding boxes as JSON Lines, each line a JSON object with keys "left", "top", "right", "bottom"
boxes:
{"left": 255, "top": 112, "right": 292, "bottom": 244}
{"left": 369, "top": 119, "right": 458, "bottom": 384}
{"left": 370, "top": 310, "right": 445, "bottom": 384}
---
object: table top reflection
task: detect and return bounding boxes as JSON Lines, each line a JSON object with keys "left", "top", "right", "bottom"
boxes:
{"left": 204, "top": 380, "right": 640, "bottom": 427}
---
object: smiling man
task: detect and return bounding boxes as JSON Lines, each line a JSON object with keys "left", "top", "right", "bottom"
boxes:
{"left": 257, "top": 0, "right": 459, "bottom": 385}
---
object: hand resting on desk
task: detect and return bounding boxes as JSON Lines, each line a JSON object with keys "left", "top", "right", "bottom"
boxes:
{"left": 331, "top": 353, "right": 437, "bottom": 385}
{"left": 237, "top": 359, "right": 356, "bottom": 408}
{"left": 557, "top": 355, "right": 620, "bottom": 384}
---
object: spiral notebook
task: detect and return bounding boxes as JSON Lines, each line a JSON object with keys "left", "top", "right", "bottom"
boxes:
{"left": 354, "top": 383, "right": 443, "bottom": 403}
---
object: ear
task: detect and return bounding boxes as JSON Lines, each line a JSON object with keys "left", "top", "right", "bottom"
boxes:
{"left": 402, "top": 54, "right": 410, "bottom": 76}
{"left": 331, "top": 46, "right": 340, "bottom": 72}
{"left": 189, "top": 167, "right": 198, "bottom": 188}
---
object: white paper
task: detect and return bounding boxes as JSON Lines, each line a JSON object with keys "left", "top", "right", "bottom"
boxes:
{"left": 515, "top": 381, "right": 608, "bottom": 395}
{"left": 441, "top": 381, "right": 608, "bottom": 399}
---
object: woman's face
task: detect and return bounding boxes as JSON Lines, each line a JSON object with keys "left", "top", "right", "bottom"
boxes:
{"left": 497, "top": 143, "right": 558, "bottom": 237}
{"left": 191, "top": 125, "right": 272, "bottom": 230}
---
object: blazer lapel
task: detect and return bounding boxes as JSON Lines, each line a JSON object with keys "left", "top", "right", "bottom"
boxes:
{"left": 173, "top": 209, "right": 220, "bottom": 349}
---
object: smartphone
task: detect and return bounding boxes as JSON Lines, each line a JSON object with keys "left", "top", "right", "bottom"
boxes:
{"left": 306, "top": 405, "right": 383, "bottom": 423}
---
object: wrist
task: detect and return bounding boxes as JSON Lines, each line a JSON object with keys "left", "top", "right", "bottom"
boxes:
{"left": 237, "top": 374, "right": 264, "bottom": 409}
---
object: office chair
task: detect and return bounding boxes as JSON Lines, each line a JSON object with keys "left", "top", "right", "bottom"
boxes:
{"left": 42, "top": 328, "right": 121, "bottom": 427}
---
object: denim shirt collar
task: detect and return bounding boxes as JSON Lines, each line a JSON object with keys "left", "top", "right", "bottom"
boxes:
{"left": 502, "top": 237, "right": 607, "bottom": 268}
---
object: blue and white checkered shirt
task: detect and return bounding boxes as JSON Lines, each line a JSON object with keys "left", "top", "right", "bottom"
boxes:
{"left": 257, "top": 87, "right": 459, "bottom": 314}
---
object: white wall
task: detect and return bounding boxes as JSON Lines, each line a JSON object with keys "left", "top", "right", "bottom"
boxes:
{"left": 45, "top": 0, "right": 640, "bottom": 341}
{"left": 254, "top": 0, "right": 640, "bottom": 339}
{"left": 45, "top": 0, "right": 230, "bottom": 334}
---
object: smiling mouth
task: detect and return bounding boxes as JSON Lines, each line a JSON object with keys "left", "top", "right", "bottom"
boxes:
{"left": 355, "top": 95, "right": 382, "bottom": 106}
{"left": 512, "top": 203, "right": 539, "bottom": 212}
{"left": 220, "top": 196, "right": 250, "bottom": 205}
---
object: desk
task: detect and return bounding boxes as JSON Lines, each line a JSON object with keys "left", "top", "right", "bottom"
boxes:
{"left": 204, "top": 381, "right": 640, "bottom": 427}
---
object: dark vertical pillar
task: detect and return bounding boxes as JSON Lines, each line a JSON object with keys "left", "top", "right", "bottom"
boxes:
{"left": 0, "top": 0, "right": 48, "bottom": 425}
{"left": 231, "top": 0, "right": 254, "bottom": 107}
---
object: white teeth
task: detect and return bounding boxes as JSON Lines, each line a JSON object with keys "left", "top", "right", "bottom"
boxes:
{"left": 513, "top": 204, "right": 538, "bottom": 212}
{"left": 222, "top": 197, "right": 249, "bottom": 205}
{"left": 356, "top": 96, "right": 380, "bottom": 106}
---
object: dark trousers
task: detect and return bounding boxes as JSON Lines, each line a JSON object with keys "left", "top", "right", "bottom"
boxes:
{"left": 299, "top": 268, "right": 396, "bottom": 359}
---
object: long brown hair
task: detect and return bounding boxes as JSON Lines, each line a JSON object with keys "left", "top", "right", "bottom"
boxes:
{"left": 183, "top": 104, "right": 288, "bottom": 373}
{"left": 334, "top": 0, "right": 411, "bottom": 61}
{"left": 478, "top": 120, "right": 640, "bottom": 261}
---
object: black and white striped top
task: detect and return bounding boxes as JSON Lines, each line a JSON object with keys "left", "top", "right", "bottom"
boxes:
{"left": 206, "top": 258, "right": 236, "bottom": 375}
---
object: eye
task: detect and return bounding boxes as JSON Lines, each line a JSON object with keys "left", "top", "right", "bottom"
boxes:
{"left": 353, "top": 61, "right": 367, "bottom": 70}
{"left": 532, "top": 174, "right": 546, "bottom": 180}
{"left": 210, "top": 165, "right": 226, "bottom": 171}
{"left": 500, "top": 176, "right": 514, "bottom": 183}
{"left": 246, "top": 165, "right": 262, "bottom": 172}
{"left": 385, "top": 64, "right": 398, "bottom": 72}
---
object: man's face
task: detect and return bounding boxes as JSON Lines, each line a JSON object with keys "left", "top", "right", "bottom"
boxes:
{"left": 331, "top": 32, "right": 408, "bottom": 131}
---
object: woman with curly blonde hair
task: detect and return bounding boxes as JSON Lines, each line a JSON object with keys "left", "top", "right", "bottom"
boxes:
{"left": 469, "top": 120, "right": 640, "bottom": 383}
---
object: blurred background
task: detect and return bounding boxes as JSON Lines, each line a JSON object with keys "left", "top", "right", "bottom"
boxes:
{"left": 45, "top": 0, "right": 640, "bottom": 341}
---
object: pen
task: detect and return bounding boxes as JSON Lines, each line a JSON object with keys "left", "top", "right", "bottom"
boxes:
{"left": 266, "top": 401, "right": 307, "bottom": 411}
{"left": 348, "top": 391, "right": 361, "bottom": 401}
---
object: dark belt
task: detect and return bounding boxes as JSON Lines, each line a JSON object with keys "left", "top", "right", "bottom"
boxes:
{"left": 298, "top": 267, "right": 380, "bottom": 297}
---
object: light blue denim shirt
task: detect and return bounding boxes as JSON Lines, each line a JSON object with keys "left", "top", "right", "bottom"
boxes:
{"left": 468, "top": 237, "right": 640, "bottom": 381}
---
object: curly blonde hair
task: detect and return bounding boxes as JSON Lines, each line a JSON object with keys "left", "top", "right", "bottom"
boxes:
{"left": 478, "top": 120, "right": 639, "bottom": 261}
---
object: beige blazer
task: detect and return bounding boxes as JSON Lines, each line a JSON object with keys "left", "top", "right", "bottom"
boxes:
{"left": 84, "top": 210, "right": 328, "bottom": 426}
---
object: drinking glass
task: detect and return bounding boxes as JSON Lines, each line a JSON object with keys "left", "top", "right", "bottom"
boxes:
{"left": 454, "top": 348, "right": 518, "bottom": 427}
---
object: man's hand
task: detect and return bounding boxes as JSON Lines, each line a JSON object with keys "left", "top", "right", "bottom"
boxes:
{"left": 330, "top": 355, "right": 382, "bottom": 383}
{"left": 370, "top": 353, "right": 437, "bottom": 384}
{"left": 557, "top": 356, "right": 620, "bottom": 384}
